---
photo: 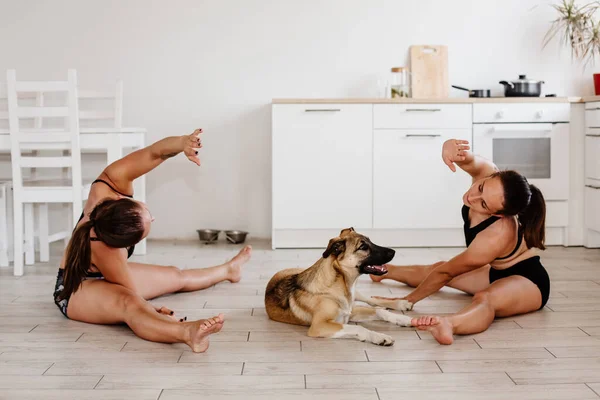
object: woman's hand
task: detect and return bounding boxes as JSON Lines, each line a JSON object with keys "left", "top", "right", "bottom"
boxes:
{"left": 182, "top": 129, "right": 203, "bottom": 166}
{"left": 442, "top": 139, "right": 470, "bottom": 172}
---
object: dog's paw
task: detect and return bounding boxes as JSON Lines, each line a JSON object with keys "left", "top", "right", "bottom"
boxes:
{"left": 371, "top": 333, "right": 395, "bottom": 346}
{"left": 388, "top": 299, "right": 413, "bottom": 312}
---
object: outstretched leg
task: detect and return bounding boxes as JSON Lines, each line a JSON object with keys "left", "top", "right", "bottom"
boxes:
{"left": 67, "top": 279, "right": 225, "bottom": 352}
{"left": 411, "top": 275, "right": 543, "bottom": 345}
{"left": 129, "top": 245, "right": 252, "bottom": 299}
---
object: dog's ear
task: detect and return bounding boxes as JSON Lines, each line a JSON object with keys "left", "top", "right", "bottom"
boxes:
{"left": 322, "top": 239, "right": 346, "bottom": 259}
{"left": 339, "top": 227, "right": 355, "bottom": 237}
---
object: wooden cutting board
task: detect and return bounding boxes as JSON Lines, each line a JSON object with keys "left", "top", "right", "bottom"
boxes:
{"left": 410, "top": 45, "right": 448, "bottom": 98}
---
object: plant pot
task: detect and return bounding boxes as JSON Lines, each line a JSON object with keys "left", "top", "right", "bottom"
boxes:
{"left": 594, "top": 74, "right": 600, "bottom": 95}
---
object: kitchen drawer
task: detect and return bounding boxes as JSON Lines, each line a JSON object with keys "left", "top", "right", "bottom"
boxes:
{"left": 585, "top": 133, "right": 600, "bottom": 180}
{"left": 585, "top": 186, "right": 600, "bottom": 232}
{"left": 586, "top": 108, "right": 600, "bottom": 128}
{"left": 473, "top": 103, "right": 570, "bottom": 123}
{"left": 585, "top": 101, "right": 600, "bottom": 110}
{"left": 373, "top": 104, "right": 471, "bottom": 129}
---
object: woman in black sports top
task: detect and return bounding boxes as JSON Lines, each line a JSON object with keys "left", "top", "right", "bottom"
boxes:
{"left": 370, "top": 139, "right": 550, "bottom": 345}
{"left": 55, "top": 129, "right": 252, "bottom": 353}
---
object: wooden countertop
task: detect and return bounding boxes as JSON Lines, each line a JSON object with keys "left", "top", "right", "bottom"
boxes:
{"left": 272, "top": 97, "right": 584, "bottom": 104}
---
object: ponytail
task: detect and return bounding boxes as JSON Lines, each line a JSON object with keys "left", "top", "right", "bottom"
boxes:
{"left": 519, "top": 184, "right": 546, "bottom": 250}
{"left": 494, "top": 170, "right": 547, "bottom": 251}
{"left": 58, "top": 220, "right": 94, "bottom": 301}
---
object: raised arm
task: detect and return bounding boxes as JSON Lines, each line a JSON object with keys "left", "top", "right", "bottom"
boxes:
{"left": 442, "top": 139, "right": 498, "bottom": 181}
{"left": 101, "top": 129, "right": 203, "bottom": 195}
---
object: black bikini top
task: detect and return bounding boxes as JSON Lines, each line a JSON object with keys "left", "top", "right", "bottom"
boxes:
{"left": 461, "top": 205, "right": 522, "bottom": 260}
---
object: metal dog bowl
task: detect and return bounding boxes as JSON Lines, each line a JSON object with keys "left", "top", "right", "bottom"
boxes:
{"left": 197, "top": 229, "right": 220, "bottom": 244}
{"left": 225, "top": 230, "right": 248, "bottom": 244}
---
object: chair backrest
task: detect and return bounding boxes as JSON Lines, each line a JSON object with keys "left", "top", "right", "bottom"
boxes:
{"left": 78, "top": 80, "right": 123, "bottom": 129}
{"left": 6, "top": 69, "right": 82, "bottom": 202}
{"left": 1, "top": 79, "right": 123, "bottom": 131}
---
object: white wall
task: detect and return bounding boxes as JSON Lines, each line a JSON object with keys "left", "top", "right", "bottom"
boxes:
{"left": 0, "top": 0, "right": 595, "bottom": 240}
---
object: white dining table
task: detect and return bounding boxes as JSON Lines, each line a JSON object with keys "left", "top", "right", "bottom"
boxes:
{"left": 0, "top": 126, "right": 148, "bottom": 255}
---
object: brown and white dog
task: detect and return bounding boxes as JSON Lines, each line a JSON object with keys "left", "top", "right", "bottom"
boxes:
{"left": 264, "top": 228, "right": 413, "bottom": 346}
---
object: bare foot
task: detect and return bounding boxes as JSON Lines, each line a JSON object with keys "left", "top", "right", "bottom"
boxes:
{"left": 226, "top": 245, "right": 252, "bottom": 283}
{"left": 411, "top": 315, "right": 454, "bottom": 345}
{"left": 186, "top": 314, "right": 225, "bottom": 353}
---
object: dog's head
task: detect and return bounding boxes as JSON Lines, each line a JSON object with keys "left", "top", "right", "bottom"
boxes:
{"left": 322, "top": 227, "right": 395, "bottom": 276}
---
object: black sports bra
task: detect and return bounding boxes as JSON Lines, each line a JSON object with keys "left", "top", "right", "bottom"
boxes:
{"left": 461, "top": 205, "right": 522, "bottom": 260}
{"left": 77, "top": 179, "right": 135, "bottom": 259}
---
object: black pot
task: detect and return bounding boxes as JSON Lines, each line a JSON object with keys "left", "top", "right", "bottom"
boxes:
{"left": 499, "top": 75, "right": 544, "bottom": 97}
{"left": 451, "top": 85, "right": 491, "bottom": 98}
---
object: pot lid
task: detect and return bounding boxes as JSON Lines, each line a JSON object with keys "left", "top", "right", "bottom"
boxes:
{"left": 512, "top": 74, "right": 542, "bottom": 83}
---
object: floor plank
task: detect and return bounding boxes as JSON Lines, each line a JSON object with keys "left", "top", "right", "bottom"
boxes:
{"left": 160, "top": 389, "right": 379, "bottom": 400}
{"left": 97, "top": 375, "right": 304, "bottom": 390}
{"left": 242, "top": 360, "right": 440, "bottom": 375}
{"left": 377, "top": 384, "right": 599, "bottom": 400}
{"left": 306, "top": 372, "right": 514, "bottom": 389}
{"left": 0, "top": 390, "right": 161, "bottom": 400}
{"left": 0, "top": 375, "right": 101, "bottom": 389}
{"left": 438, "top": 357, "right": 600, "bottom": 373}
{"left": 46, "top": 361, "right": 243, "bottom": 376}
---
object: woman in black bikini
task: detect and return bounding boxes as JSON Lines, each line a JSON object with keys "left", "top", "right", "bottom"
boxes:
{"left": 370, "top": 139, "right": 549, "bottom": 345}
{"left": 54, "top": 129, "right": 252, "bottom": 353}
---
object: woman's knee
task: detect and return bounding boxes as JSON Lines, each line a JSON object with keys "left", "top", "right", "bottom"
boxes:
{"left": 166, "top": 265, "right": 186, "bottom": 289}
{"left": 115, "top": 287, "right": 146, "bottom": 314}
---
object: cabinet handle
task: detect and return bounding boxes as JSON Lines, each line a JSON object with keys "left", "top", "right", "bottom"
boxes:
{"left": 405, "top": 108, "right": 441, "bottom": 112}
{"left": 304, "top": 108, "right": 341, "bottom": 112}
{"left": 586, "top": 185, "right": 600, "bottom": 190}
{"left": 588, "top": 107, "right": 600, "bottom": 110}
{"left": 405, "top": 134, "right": 441, "bottom": 138}
{"left": 586, "top": 134, "right": 600, "bottom": 137}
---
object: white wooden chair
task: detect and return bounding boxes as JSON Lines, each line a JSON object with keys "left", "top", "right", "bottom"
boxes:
{"left": 78, "top": 80, "right": 123, "bottom": 129}
{"left": 0, "top": 181, "right": 11, "bottom": 267}
{"left": 6, "top": 69, "right": 91, "bottom": 276}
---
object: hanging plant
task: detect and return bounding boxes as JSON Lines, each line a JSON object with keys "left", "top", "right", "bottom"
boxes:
{"left": 543, "top": 0, "right": 600, "bottom": 65}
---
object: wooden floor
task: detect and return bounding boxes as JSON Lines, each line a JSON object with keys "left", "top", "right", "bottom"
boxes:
{"left": 1, "top": 240, "right": 600, "bottom": 400}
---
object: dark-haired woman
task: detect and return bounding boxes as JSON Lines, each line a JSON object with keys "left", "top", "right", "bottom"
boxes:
{"left": 370, "top": 139, "right": 550, "bottom": 345}
{"left": 55, "top": 129, "right": 252, "bottom": 353}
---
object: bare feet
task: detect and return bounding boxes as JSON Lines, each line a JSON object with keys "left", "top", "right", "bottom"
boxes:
{"left": 226, "top": 245, "right": 252, "bottom": 283}
{"left": 186, "top": 314, "right": 225, "bottom": 353}
{"left": 411, "top": 315, "right": 454, "bottom": 345}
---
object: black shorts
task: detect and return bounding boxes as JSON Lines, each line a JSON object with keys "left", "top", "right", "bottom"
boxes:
{"left": 53, "top": 269, "right": 104, "bottom": 318}
{"left": 489, "top": 256, "right": 550, "bottom": 310}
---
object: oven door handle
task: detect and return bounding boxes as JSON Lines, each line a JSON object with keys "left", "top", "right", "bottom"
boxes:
{"left": 489, "top": 124, "right": 553, "bottom": 134}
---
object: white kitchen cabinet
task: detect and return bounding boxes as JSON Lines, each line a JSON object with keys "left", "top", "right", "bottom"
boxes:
{"left": 585, "top": 185, "right": 600, "bottom": 232}
{"left": 373, "top": 130, "right": 472, "bottom": 229}
{"left": 272, "top": 104, "right": 373, "bottom": 230}
{"left": 585, "top": 132, "right": 600, "bottom": 181}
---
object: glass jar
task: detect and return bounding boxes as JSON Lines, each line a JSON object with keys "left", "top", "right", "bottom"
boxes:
{"left": 390, "top": 67, "right": 410, "bottom": 98}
